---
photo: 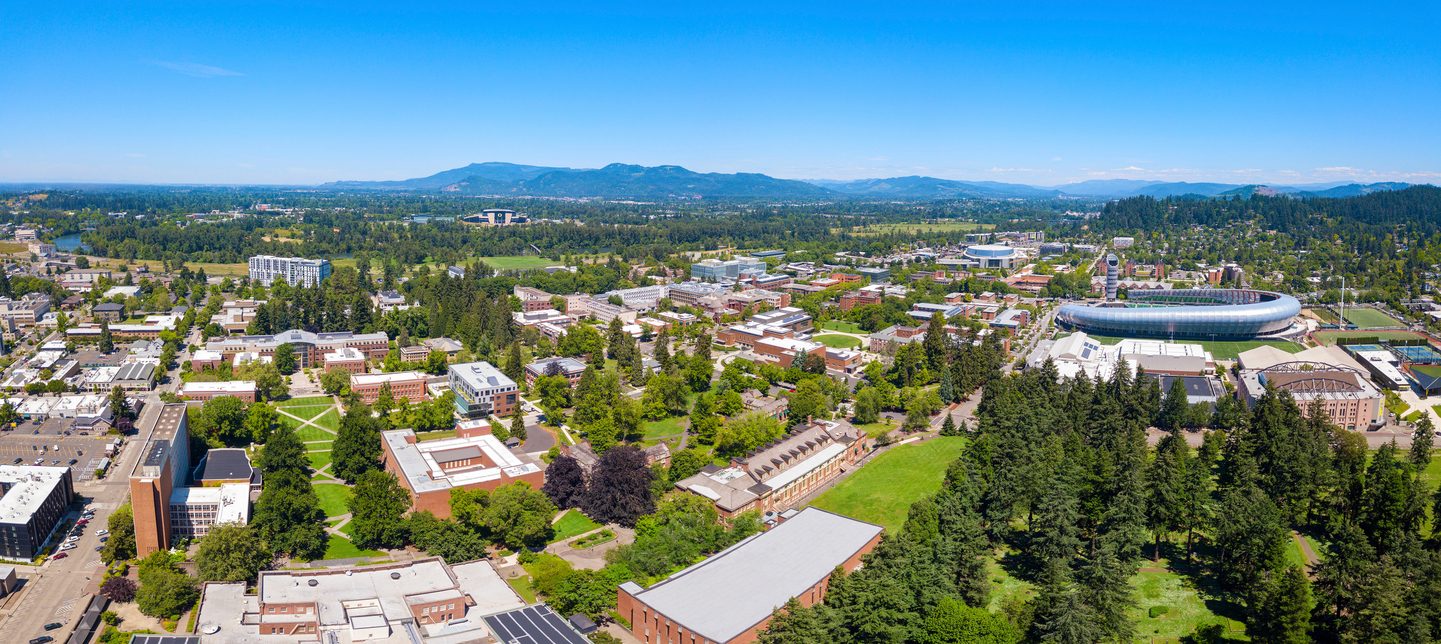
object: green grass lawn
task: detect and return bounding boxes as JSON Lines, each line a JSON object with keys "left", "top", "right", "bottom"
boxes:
{"left": 295, "top": 423, "right": 336, "bottom": 443}
{"left": 310, "top": 408, "right": 341, "bottom": 432}
{"left": 641, "top": 416, "right": 687, "bottom": 443}
{"left": 551, "top": 510, "right": 602, "bottom": 543}
{"left": 415, "top": 429, "right": 457, "bottom": 442}
{"left": 1314, "top": 330, "right": 1424, "bottom": 346}
{"left": 854, "top": 420, "right": 896, "bottom": 439}
{"left": 279, "top": 395, "right": 336, "bottom": 408}
{"left": 313, "top": 483, "right": 353, "bottom": 518}
{"left": 1083, "top": 333, "right": 1301, "bottom": 360}
{"left": 479, "top": 256, "right": 557, "bottom": 271}
{"left": 1307, "top": 307, "right": 1340, "bottom": 324}
{"left": 306, "top": 450, "right": 332, "bottom": 471}
{"left": 506, "top": 576, "right": 538, "bottom": 603}
{"left": 278, "top": 404, "right": 334, "bottom": 421}
{"left": 1343, "top": 307, "right": 1404, "bottom": 329}
{"left": 320, "top": 535, "right": 381, "bottom": 560}
{"left": 1131, "top": 568, "right": 1247, "bottom": 641}
{"left": 813, "top": 333, "right": 862, "bottom": 349}
{"left": 810, "top": 436, "right": 969, "bottom": 533}
{"left": 821, "top": 320, "right": 865, "bottom": 334}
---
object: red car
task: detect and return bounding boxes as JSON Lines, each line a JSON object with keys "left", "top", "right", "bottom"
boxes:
{"left": 76, "top": 519, "right": 89, "bottom": 526}
{"left": 51, "top": 552, "right": 67, "bottom": 560}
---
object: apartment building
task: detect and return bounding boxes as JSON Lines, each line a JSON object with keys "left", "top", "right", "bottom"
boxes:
{"left": 248, "top": 255, "right": 332, "bottom": 287}
{"left": 448, "top": 362, "right": 518, "bottom": 419}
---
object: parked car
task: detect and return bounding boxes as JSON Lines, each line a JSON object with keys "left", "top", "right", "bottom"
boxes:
{"left": 29, "top": 636, "right": 54, "bottom": 644}
{"left": 67, "top": 459, "right": 77, "bottom": 465}
{"left": 49, "top": 552, "right": 66, "bottom": 560}
{"left": 99, "top": 536, "right": 108, "bottom": 543}
{"left": 10, "top": 457, "right": 20, "bottom": 464}
{"left": 43, "top": 623, "right": 62, "bottom": 631}
{"left": 96, "top": 529, "right": 108, "bottom": 536}
{"left": 75, "top": 519, "right": 88, "bottom": 526}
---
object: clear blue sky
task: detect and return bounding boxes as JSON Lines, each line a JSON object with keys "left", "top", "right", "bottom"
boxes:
{"left": 2, "top": 1, "right": 1437, "bottom": 186}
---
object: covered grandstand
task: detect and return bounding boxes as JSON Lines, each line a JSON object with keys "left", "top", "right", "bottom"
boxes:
{"left": 1056, "top": 289, "right": 1301, "bottom": 340}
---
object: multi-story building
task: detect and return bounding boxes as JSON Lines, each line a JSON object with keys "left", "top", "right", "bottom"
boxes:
{"left": 247, "top": 255, "right": 332, "bottom": 287}
{"left": 127, "top": 405, "right": 249, "bottom": 555}
{"left": 448, "top": 362, "right": 518, "bottom": 419}
{"left": 350, "top": 371, "right": 429, "bottom": 405}
{"left": 691, "top": 257, "right": 767, "bottom": 282}
{"left": 513, "top": 286, "right": 556, "bottom": 312}
{"left": 380, "top": 422, "right": 544, "bottom": 517}
{"left": 668, "top": 281, "right": 729, "bottom": 307}
{"left": 617, "top": 508, "right": 883, "bottom": 644}
{"left": 461, "top": 208, "right": 528, "bottom": 225}
{"left": 524, "top": 356, "right": 587, "bottom": 387}
{"left": 208, "top": 299, "right": 264, "bottom": 334}
{"left": 195, "top": 558, "right": 534, "bottom": 642}
{"left": 747, "top": 307, "right": 812, "bottom": 333}
{"left": 59, "top": 269, "right": 112, "bottom": 292}
{"left": 322, "top": 347, "right": 368, "bottom": 373}
{"left": 0, "top": 294, "right": 51, "bottom": 327}
{"left": 839, "top": 289, "right": 881, "bottom": 311}
{"left": 512, "top": 309, "right": 574, "bottom": 329}
{"left": 605, "top": 285, "right": 668, "bottom": 311}
{"left": 205, "top": 329, "right": 389, "bottom": 369}
{"left": 66, "top": 314, "right": 181, "bottom": 341}
{"left": 180, "top": 381, "right": 258, "bottom": 403}
{"left": 0, "top": 466, "right": 75, "bottom": 560}
{"left": 168, "top": 484, "right": 250, "bottom": 541}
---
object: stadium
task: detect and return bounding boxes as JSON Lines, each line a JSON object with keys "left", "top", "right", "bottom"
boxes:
{"left": 1056, "top": 289, "right": 1301, "bottom": 340}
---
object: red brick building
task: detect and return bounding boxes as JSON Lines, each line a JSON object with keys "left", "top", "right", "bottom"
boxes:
{"left": 617, "top": 508, "right": 883, "bottom": 644}
{"left": 350, "top": 371, "right": 429, "bottom": 404}
{"left": 379, "top": 421, "right": 546, "bottom": 518}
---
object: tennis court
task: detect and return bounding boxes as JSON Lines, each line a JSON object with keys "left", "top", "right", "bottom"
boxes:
{"left": 1343, "top": 344, "right": 1387, "bottom": 353}
{"left": 1393, "top": 344, "right": 1441, "bottom": 364}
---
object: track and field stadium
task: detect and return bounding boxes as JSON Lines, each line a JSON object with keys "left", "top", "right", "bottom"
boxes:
{"left": 1056, "top": 289, "right": 1301, "bottom": 340}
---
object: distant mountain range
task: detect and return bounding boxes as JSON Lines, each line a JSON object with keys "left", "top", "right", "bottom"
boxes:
{"left": 322, "top": 162, "right": 1418, "bottom": 201}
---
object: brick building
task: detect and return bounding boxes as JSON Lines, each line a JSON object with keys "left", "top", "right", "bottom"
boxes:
{"left": 379, "top": 422, "right": 545, "bottom": 518}
{"left": 617, "top": 508, "right": 883, "bottom": 644}
{"left": 350, "top": 371, "right": 429, "bottom": 405}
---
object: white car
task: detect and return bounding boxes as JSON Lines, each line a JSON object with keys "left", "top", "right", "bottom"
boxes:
{"left": 58, "top": 543, "right": 77, "bottom": 551}
{"left": 95, "top": 529, "right": 108, "bottom": 536}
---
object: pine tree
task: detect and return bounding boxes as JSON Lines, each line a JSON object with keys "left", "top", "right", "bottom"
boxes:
{"left": 1077, "top": 542, "right": 1137, "bottom": 644}
{"left": 1029, "top": 562, "right": 1098, "bottom": 644}
{"left": 1252, "top": 565, "right": 1313, "bottom": 644}
{"left": 510, "top": 405, "right": 527, "bottom": 442}
{"left": 939, "top": 414, "right": 958, "bottom": 436}
{"left": 1410, "top": 415, "right": 1435, "bottom": 471}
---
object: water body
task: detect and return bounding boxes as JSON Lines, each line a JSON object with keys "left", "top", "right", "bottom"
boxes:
{"left": 54, "top": 232, "right": 89, "bottom": 253}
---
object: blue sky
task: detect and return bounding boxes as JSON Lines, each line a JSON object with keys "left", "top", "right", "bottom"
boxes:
{"left": 1, "top": 1, "right": 1438, "bottom": 186}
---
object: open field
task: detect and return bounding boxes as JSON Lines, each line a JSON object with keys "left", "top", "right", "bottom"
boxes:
{"left": 1314, "top": 329, "right": 1425, "bottom": 346}
{"left": 479, "top": 256, "right": 557, "bottom": 270}
{"left": 0, "top": 241, "right": 29, "bottom": 254}
{"left": 1343, "top": 307, "right": 1405, "bottom": 329}
{"left": 836, "top": 221, "right": 994, "bottom": 236}
{"left": 313, "top": 483, "right": 353, "bottom": 518}
{"left": 280, "top": 396, "right": 337, "bottom": 408}
{"left": 821, "top": 320, "right": 865, "bottom": 334}
{"left": 321, "top": 535, "right": 382, "bottom": 560}
{"left": 640, "top": 416, "right": 687, "bottom": 446}
{"left": 1305, "top": 307, "right": 1340, "bottom": 324}
{"left": 1130, "top": 568, "right": 1247, "bottom": 641}
{"left": 813, "top": 333, "right": 862, "bottom": 349}
{"left": 551, "top": 510, "right": 602, "bottom": 543}
{"left": 1082, "top": 333, "right": 1302, "bottom": 360}
{"left": 809, "top": 436, "right": 968, "bottom": 533}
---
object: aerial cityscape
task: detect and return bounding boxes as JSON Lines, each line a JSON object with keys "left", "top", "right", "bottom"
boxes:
{"left": 2, "top": 2, "right": 1440, "bottom": 644}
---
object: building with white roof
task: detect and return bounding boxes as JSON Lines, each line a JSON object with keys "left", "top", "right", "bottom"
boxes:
{"left": 0, "top": 465, "right": 74, "bottom": 559}
{"left": 380, "top": 423, "right": 544, "bottom": 518}
{"left": 617, "top": 508, "right": 883, "bottom": 644}
{"left": 447, "top": 362, "right": 518, "bottom": 419}
{"left": 195, "top": 558, "right": 526, "bottom": 643}
{"left": 168, "top": 483, "right": 251, "bottom": 540}
{"left": 181, "top": 380, "right": 258, "bottom": 403}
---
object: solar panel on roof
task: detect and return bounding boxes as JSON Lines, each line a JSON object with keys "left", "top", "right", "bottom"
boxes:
{"left": 482, "top": 605, "right": 589, "bottom": 644}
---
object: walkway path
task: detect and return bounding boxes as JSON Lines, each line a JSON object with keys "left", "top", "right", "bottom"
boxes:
{"left": 274, "top": 401, "right": 345, "bottom": 482}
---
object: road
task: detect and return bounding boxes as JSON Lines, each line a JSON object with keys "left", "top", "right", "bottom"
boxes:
{"left": 0, "top": 328, "right": 193, "bottom": 641}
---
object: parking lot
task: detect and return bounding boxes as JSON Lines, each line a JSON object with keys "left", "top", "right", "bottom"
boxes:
{"left": 0, "top": 431, "right": 116, "bottom": 481}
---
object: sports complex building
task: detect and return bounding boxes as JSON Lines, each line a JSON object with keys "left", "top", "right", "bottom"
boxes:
{"left": 1056, "top": 289, "right": 1300, "bottom": 340}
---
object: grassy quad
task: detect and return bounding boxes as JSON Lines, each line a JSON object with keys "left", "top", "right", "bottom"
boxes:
{"left": 821, "top": 320, "right": 865, "bottom": 334}
{"left": 313, "top": 483, "right": 353, "bottom": 519}
{"left": 320, "top": 534, "right": 382, "bottom": 560}
{"left": 479, "top": 255, "right": 557, "bottom": 271}
{"left": 809, "top": 436, "right": 968, "bottom": 533}
{"left": 551, "top": 510, "right": 603, "bottom": 543}
{"left": 813, "top": 333, "right": 863, "bottom": 349}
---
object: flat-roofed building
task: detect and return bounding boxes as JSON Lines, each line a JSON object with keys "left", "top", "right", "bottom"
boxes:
{"left": 129, "top": 403, "right": 191, "bottom": 555}
{"left": 448, "top": 362, "right": 518, "bottom": 419}
{"left": 322, "top": 346, "right": 368, "bottom": 373}
{"left": 194, "top": 557, "right": 526, "bottom": 642}
{"left": 716, "top": 323, "right": 794, "bottom": 350}
{"left": 168, "top": 484, "right": 250, "bottom": 540}
{"left": 692, "top": 257, "right": 767, "bottom": 282}
{"left": 0, "top": 294, "right": 51, "bottom": 327}
{"left": 248, "top": 255, "right": 331, "bottom": 287}
{"left": 514, "top": 286, "right": 557, "bottom": 312}
{"left": 181, "top": 381, "right": 258, "bottom": 404}
{"left": 0, "top": 466, "right": 75, "bottom": 560}
{"left": 380, "top": 423, "right": 545, "bottom": 517}
{"left": 205, "top": 329, "right": 389, "bottom": 369}
{"left": 81, "top": 362, "right": 156, "bottom": 392}
{"left": 350, "top": 371, "right": 428, "bottom": 405}
{"left": 190, "top": 349, "right": 224, "bottom": 371}
{"left": 524, "top": 356, "right": 587, "bottom": 387}
{"left": 513, "top": 308, "right": 574, "bottom": 328}
{"left": 748, "top": 306, "right": 812, "bottom": 333}
{"left": 753, "top": 337, "right": 825, "bottom": 369}
{"left": 616, "top": 508, "right": 883, "bottom": 644}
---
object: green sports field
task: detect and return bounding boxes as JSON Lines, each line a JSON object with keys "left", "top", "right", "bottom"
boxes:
{"left": 479, "top": 256, "right": 557, "bottom": 270}
{"left": 1314, "top": 329, "right": 1424, "bottom": 346}
{"left": 809, "top": 436, "right": 968, "bottom": 533}
{"left": 1343, "top": 307, "right": 1404, "bottom": 329}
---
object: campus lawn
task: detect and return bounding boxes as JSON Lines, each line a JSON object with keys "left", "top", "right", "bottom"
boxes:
{"left": 813, "top": 333, "right": 862, "bottom": 349}
{"left": 821, "top": 320, "right": 865, "bottom": 334}
{"left": 506, "top": 576, "right": 538, "bottom": 603}
{"left": 294, "top": 421, "right": 336, "bottom": 443}
{"left": 310, "top": 408, "right": 341, "bottom": 432}
{"left": 854, "top": 420, "right": 897, "bottom": 439}
{"left": 306, "top": 450, "right": 332, "bottom": 471}
{"left": 1082, "top": 333, "right": 1301, "bottom": 360}
{"left": 1343, "top": 307, "right": 1404, "bottom": 329}
{"left": 551, "top": 510, "right": 603, "bottom": 543}
{"left": 640, "top": 416, "right": 687, "bottom": 444}
{"left": 321, "top": 535, "right": 381, "bottom": 560}
{"left": 279, "top": 395, "right": 337, "bottom": 408}
{"left": 313, "top": 483, "right": 353, "bottom": 518}
{"left": 809, "top": 436, "right": 968, "bottom": 533}
{"left": 1314, "top": 330, "right": 1424, "bottom": 346}
{"left": 277, "top": 404, "right": 334, "bottom": 422}
{"left": 479, "top": 256, "right": 557, "bottom": 271}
